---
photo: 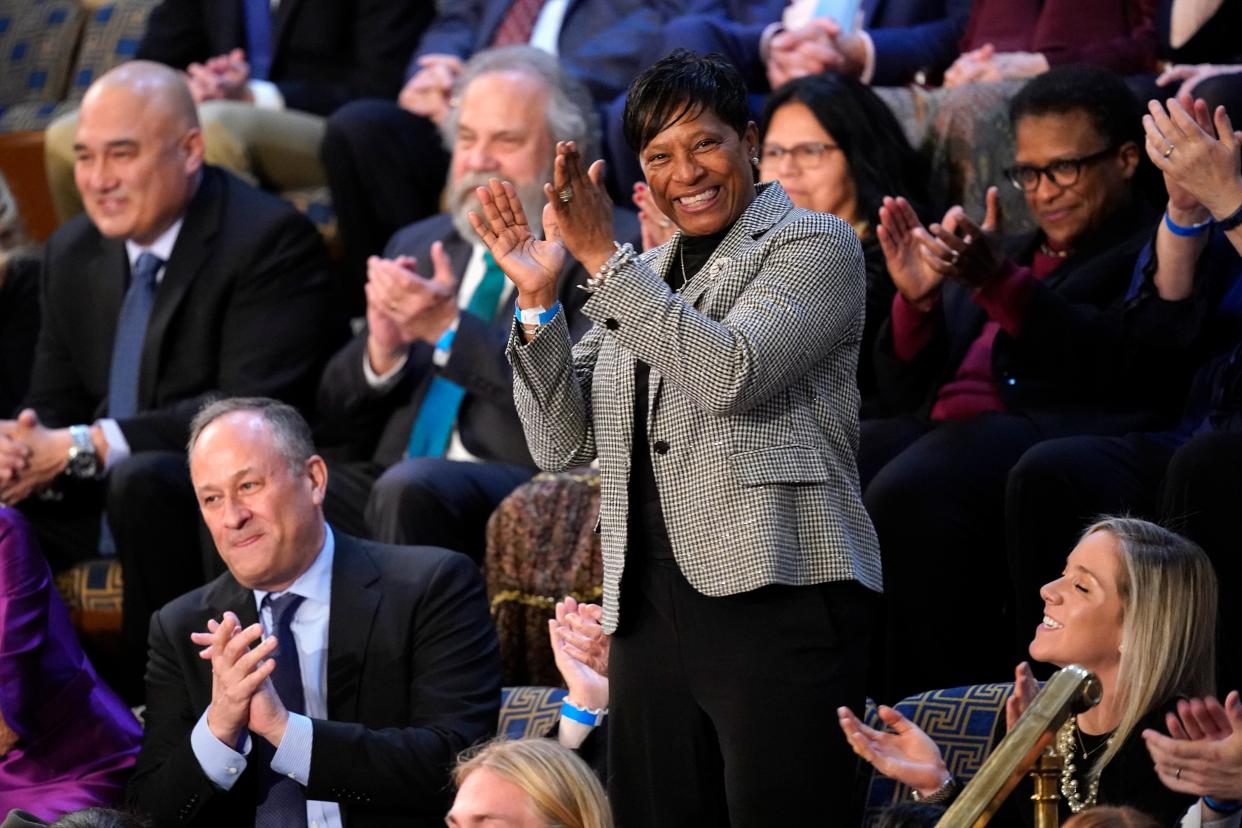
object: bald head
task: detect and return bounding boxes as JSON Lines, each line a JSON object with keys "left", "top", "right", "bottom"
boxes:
{"left": 74, "top": 60, "right": 205, "bottom": 245}
{"left": 84, "top": 60, "right": 199, "bottom": 133}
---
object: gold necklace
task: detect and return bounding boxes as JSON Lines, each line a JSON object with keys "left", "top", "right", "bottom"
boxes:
{"left": 1056, "top": 716, "right": 1115, "bottom": 813}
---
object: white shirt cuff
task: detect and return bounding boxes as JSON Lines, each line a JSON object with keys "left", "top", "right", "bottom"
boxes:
{"left": 247, "top": 79, "right": 285, "bottom": 110}
{"left": 362, "top": 350, "right": 409, "bottom": 389}
{"left": 190, "top": 709, "right": 250, "bottom": 790}
{"left": 269, "top": 712, "right": 314, "bottom": 786}
{"left": 759, "top": 21, "right": 784, "bottom": 63}
{"left": 858, "top": 30, "right": 877, "bottom": 84}
{"left": 95, "top": 418, "right": 129, "bottom": 472}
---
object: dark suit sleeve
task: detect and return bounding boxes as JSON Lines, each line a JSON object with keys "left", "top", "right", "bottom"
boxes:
{"left": 117, "top": 203, "right": 338, "bottom": 453}
{"left": 126, "top": 607, "right": 229, "bottom": 821}
{"left": 276, "top": 0, "right": 432, "bottom": 114}
{"left": 315, "top": 332, "right": 426, "bottom": 459}
{"left": 867, "top": 0, "right": 972, "bottom": 85}
{"left": 409, "top": 0, "right": 486, "bottom": 73}
{"left": 872, "top": 298, "right": 951, "bottom": 415}
{"left": 305, "top": 550, "right": 500, "bottom": 813}
{"left": 135, "top": 0, "right": 219, "bottom": 70}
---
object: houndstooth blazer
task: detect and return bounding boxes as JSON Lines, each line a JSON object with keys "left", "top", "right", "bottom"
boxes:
{"left": 507, "top": 182, "right": 883, "bottom": 632}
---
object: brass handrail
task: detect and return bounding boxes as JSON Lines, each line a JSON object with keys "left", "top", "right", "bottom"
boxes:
{"left": 935, "top": 665, "right": 1101, "bottom": 828}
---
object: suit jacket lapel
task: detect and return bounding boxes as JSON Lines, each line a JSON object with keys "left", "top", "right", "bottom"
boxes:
{"left": 141, "top": 170, "right": 222, "bottom": 408}
{"left": 204, "top": 571, "right": 260, "bottom": 628}
{"left": 326, "top": 532, "right": 381, "bottom": 723}
{"left": 270, "top": 0, "right": 304, "bottom": 68}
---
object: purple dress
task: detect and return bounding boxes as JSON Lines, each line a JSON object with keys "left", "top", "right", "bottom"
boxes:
{"left": 0, "top": 508, "right": 141, "bottom": 819}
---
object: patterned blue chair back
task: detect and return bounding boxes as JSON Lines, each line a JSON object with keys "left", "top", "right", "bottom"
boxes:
{"left": 499, "top": 686, "right": 566, "bottom": 740}
{"left": 862, "top": 683, "right": 1014, "bottom": 825}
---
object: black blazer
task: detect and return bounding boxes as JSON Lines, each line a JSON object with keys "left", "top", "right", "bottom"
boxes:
{"left": 127, "top": 531, "right": 502, "bottom": 826}
{"left": 27, "top": 166, "right": 341, "bottom": 452}
{"left": 136, "top": 0, "right": 432, "bottom": 116}
{"left": 873, "top": 205, "right": 1169, "bottom": 432}
{"left": 316, "top": 210, "right": 639, "bottom": 468}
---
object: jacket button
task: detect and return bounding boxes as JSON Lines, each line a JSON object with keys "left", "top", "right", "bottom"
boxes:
{"left": 604, "top": 318, "right": 619, "bottom": 330}
{"left": 653, "top": 440, "right": 670, "bottom": 455}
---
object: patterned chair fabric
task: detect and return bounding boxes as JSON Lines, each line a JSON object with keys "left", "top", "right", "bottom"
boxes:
{"left": 64, "top": 0, "right": 158, "bottom": 103}
{"left": 862, "top": 682, "right": 1014, "bottom": 824}
{"left": 498, "top": 686, "right": 566, "bottom": 740}
{"left": 52, "top": 556, "right": 123, "bottom": 641}
{"left": 485, "top": 469, "right": 604, "bottom": 686}
{"left": 0, "top": 1, "right": 84, "bottom": 111}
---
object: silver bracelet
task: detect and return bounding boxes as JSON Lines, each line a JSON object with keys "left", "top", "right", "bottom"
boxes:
{"left": 579, "top": 241, "right": 636, "bottom": 293}
{"left": 911, "top": 773, "right": 958, "bottom": 804}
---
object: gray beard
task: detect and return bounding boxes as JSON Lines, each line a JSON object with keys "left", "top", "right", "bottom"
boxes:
{"left": 449, "top": 169, "right": 552, "bottom": 245}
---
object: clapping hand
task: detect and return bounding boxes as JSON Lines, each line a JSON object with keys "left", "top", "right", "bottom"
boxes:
{"left": 192, "top": 612, "right": 291, "bottom": 747}
{"left": 549, "top": 597, "right": 609, "bottom": 712}
{"left": 927, "top": 187, "right": 1004, "bottom": 290}
{"left": 364, "top": 243, "right": 459, "bottom": 364}
{"left": 1005, "top": 661, "right": 1040, "bottom": 731}
{"left": 838, "top": 704, "right": 951, "bottom": 797}
{"left": 1144, "top": 97, "right": 1242, "bottom": 222}
{"left": 1143, "top": 690, "right": 1242, "bottom": 802}
{"left": 633, "top": 182, "right": 675, "bottom": 252}
{"left": 877, "top": 195, "right": 947, "bottom": 309}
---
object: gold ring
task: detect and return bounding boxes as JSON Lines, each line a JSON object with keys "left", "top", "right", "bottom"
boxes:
{"left": 1163, "top": 143, "right": 1175, "bottom": 158}
{"left": 557, "top": 186, "right": 574, "bottom": 204}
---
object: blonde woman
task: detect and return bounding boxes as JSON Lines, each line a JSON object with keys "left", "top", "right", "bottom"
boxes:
{"left": 840, "top": 517, "right": 1217, "bottom": 824}
{"left": 447, "top": 738, "right": 612, "bottom": 828}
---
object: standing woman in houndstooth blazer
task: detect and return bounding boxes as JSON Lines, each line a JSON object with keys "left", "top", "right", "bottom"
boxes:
{"left": 471, "top": 49, "right": 884, "bottom": 826}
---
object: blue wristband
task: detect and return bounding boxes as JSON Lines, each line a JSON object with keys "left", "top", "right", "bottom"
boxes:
{"left": 1205, "top": 796, "right": 1242, "bottom": 815}
{"left": 515, "top": 301, "right": 561, "bottom": 327}
{"left": 560, "top": 700, "right": 606, "bottom": 727}
{"left": 1165, "top": 210, "right": 1214, "bottom": 237}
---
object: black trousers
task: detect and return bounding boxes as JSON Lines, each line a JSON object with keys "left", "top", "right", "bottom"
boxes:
{"left": 607, "top": 558, "right": 877, "bottom": 828}
{"left": 862, "top": 413, "right": 1045, "bottom": 701}
{"left": 320, "top": 99, "right": 451, "bottom": 312}
{"left": 324, "top": 457, "right": 536, "bottom": 564}
{"left": 21, "top": 450, "right": 206, "bottom": 703}
{"left": 1007, "top": 429, "right": 1242, "bottom": 691}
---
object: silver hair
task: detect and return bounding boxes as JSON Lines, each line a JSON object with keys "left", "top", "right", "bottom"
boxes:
{"left": 439, "top": 45, "right": 600, "bottom": 161}
{"left": 187, "top": 397, "right": 315, "bottom": 473}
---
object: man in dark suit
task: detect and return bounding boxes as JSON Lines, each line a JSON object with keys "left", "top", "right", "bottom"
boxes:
{"left": 128, "top": 397, "right": 500, "bottom": 825}
{"left": 0, "top": 61, "right": 340, "bottom": 701}
{"left": 320, "top": 0, "right": 679, "bottom": 296}
{"left": 45, "top": 0, "right": 432, "bottom": 222}
{"left": 317, "top": 46, "right": 637, "bottom": 562}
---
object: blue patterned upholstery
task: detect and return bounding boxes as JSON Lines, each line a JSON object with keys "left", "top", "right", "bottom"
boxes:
{"left": 0, "top": 0, "right": 84, "bottom": 109}
{"left": 862, "top": 683, "right": 1013, "bottom": 824}
{"left": 64, "top": 0, "right": 158, "bottom": 104}
{"left": 498, "top": 686, "right": 566, "bottom": 740}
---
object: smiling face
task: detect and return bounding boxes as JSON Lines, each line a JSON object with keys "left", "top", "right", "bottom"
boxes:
{"left": 446, "top": 767, "right": 545, "bottom": 828}
{"left": 73, "top": 81, "right": 203, "bottom": 245}
{"left": 639, "top": 105, "right": 758, "bottom": 237}
{"left": 1012, "top": 109, "right": 1137, "bottom": 250}
{"left": 190, "top": 410, "right": 327, "bottom": 592}
{"left": 759, "top": 100, "right": 857, "bottom": 224}
{"left": 1028, "top": 530, "right": 1126, "bottom": 675}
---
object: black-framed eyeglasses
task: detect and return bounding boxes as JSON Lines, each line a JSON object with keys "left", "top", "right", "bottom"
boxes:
{"left": 1004, "top": 146, "right": 1117, "bottom": 192}
{"left": 759, "top": 141, "right": 840, "bottom": 169}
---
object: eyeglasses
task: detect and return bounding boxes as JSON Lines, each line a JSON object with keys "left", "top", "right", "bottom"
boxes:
{"left": 759, "top": 141, "right": 839, "bottom": 169}
{"left": 1004, "top": 146, "right": 1117, "bottom": 192}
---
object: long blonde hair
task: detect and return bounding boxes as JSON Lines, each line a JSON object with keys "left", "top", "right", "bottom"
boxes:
{"left": 1082, "top": 516, "right": 1216, "bottom": 774}
{"left": 454, "top": 738, "right": 613, "bottom": 828}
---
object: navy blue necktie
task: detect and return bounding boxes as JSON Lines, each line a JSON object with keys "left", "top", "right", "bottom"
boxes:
{"left": 254, "top": 592, "right": 308, "bottom": 828}
{"left": 244, "top": 0, "right": 274, "bottom": 81}
{"left": 107, "top": 252, "right": 163, "bottom": 419}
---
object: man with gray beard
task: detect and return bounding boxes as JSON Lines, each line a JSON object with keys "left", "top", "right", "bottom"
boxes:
{"left": 315, "top": 46, "right": 637, "bottom": 561}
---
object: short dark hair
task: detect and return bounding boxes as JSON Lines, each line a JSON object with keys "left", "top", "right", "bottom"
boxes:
{"left": 50, "top": 809, "right": 152, "bottom": 828}
{"left": 760, "top": 74, "right": 934, "bottom": 226}
{"left": 187, "top": 397, "right": 315, "bottom": 472}
{"left": 1009, "top": 65, "right": 1143, "bottom": 151}
{"left": 622, "top": 49, "right": 750, "bottom": 154}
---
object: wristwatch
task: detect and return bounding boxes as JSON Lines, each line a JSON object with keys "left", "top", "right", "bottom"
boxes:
{"left": 65, "top": 424, "right": 100, "bottom": 480}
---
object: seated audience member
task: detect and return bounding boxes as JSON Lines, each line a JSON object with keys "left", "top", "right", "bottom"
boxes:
{"left": 635, "top": 72, "right": 933, "bottom": 416}
{"left": 0, "top": 175, "right": 40, "bottom": 418}
{"left": 1006, "top": 95, "right": 1242, "bottom": 691}
{"left": 127, "top": 397, "right": 500, "bottom": 825}
{"left": 320, "top": 0, "right": 678, "bottom": 298}
{"left": 1063, "top": 806, "right": 1163, "bottom": 827}
{"left": 841, "top": 517, "right": 1214, "bottom": 823}
{"left": 1, "top": 808, "right": 151, "bottom": 828}
{"left": 0, "top": 509, "right": 141, "bottom": 819}
{"left": 3, "top": 62, "right": 340, "bottom": 703}
{"left": 863, "top": 66, "right": 1167, "bottom": 699}
{"left": 1145, "top": 690, "right": 1242, "bottom": 825}
{"left": 317, "top": 46, "right": 637, "bottom": 562}
{"left": 44, "top": 0, "right": 431, "bottom": 223}
{"left": 1151, "top": 0, "right": 1242, "bottom": 116}
{"left": 448, "top": 739, "right": 612, "bottom": 828}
